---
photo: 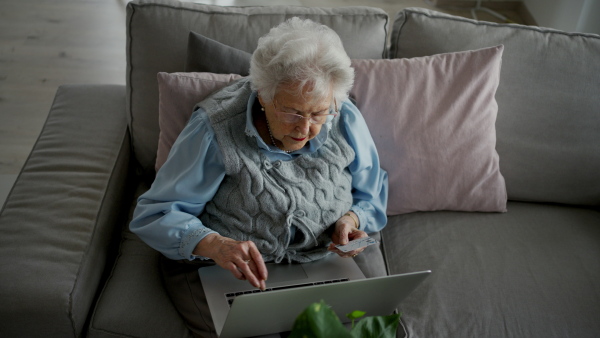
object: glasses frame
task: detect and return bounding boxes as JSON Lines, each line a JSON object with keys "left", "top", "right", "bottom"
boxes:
{"left": 271, "top": 99, "right": 338, "bottom": 125}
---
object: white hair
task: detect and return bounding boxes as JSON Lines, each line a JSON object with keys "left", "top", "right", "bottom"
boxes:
{"left": 250, "top": 17, "right": 354, "bottom": 106}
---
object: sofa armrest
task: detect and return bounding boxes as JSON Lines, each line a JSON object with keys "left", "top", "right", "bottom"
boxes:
{"left": 0, "top": 84, "right": 131, "bottom": 338}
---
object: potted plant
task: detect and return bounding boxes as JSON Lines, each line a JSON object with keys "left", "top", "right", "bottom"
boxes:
{"left": 289, "top": 300, "right": 401, "bottom": 338}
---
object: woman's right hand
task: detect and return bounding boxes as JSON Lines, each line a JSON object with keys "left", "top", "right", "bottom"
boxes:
{"left": 193, "top": 234, "right": 268, "bottom": 290}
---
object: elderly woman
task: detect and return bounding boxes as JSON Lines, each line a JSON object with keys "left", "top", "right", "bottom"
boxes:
{"left": 130, "top": 17, "right": 388, "bottom": 336}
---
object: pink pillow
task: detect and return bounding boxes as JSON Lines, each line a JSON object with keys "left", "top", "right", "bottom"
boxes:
{"left": 156, "top": 72, "right": 243, "bottom": 171}
{"left": 351, "top": 46, "right": 507, "bottom": 214}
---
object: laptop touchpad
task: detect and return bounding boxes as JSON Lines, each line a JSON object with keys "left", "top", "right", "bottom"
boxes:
{"left": 266, "top": 263, "right": 308, "bottom": 284}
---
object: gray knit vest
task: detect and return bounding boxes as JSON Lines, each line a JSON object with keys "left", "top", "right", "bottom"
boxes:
{"left": 197, "top": 78, "right": 355, "bottom": 263}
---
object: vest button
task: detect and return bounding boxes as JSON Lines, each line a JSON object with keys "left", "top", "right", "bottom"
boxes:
{"left": 294, "top": 210, "right": 306, "bottom": 217}
{"left": 273, "top": 160, "right": 282, "bottom": 168}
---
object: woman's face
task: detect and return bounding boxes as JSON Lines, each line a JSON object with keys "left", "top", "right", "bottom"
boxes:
{"left": 259, "top": 85, "right": 333, "bottom": 153}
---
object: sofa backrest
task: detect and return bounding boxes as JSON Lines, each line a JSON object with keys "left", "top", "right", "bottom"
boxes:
{"left": 125, "top": 0, "right": 389, "bottom": 176}
{"left": 390, "top": 8, "right": 600, "bottom": 207}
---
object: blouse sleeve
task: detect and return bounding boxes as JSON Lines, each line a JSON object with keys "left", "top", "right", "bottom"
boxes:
{"left": 129, "top": 109, "right": 225, "bottom": 260}
{"left": 339, "top": 100, "right": 389, "bottom": 233}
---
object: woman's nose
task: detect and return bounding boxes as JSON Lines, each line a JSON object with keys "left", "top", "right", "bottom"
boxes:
{"left": 296, "top": 117, "right": 311, "bottom": 134}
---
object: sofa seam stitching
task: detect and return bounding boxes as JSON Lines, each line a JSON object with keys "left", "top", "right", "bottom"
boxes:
{"left": 390, "top": 11, "right": 409, "bottom": 58}
{"left": 126, "top": 2, "right": 137, "bottom": 171}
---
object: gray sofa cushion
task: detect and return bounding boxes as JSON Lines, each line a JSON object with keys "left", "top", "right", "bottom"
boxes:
{"left": 382, "top": 202, "right": 600, "bottom": 338}
{"left": 126, "top": 0, "right": 389, "bottom": 176}
{"left": 390, "top": 8, "right": 600, "bottom": 206}
{"left": 0, "top": 85, "right": 130, "bottom": 337}
{"left": 88, "top": 182, "right": 194, "bottom": 338}
{"left": 89, "top": 230, "right": 194, "bottom": 338}
{"left": 185, "top": 31, "right": 252, "bottom": 75}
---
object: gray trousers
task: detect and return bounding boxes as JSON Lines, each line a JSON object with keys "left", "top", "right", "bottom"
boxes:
{"left": 160, "top": 257, "right": 218, "bottom": 338}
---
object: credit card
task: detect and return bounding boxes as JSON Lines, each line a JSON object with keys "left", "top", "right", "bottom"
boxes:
{"left": 335, "top": 237, "right": 379, "bottom": 252}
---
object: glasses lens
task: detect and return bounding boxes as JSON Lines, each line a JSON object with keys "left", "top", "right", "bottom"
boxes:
{"left": 280, "top": 113, "right": 302, "bottom": 124}
{"left": 277, "top": 112, "right": 335, "bottom": 125}
{"left": 273, "top": 100, "right": 337, "bottom": 125}
{"left": 310, "top": 114, "right": 329, "bottom": 124}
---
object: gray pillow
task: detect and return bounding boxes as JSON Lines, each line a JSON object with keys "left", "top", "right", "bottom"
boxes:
{"left": 185, "top": 31, "right": 251, "bottom": 75}
{"left": 185, "top": 31, "right": 360, "bottom": 107}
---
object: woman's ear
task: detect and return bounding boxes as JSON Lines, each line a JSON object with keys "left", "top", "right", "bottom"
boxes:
{"left": 257, "top": 93, "right": 266, "bottom": 110}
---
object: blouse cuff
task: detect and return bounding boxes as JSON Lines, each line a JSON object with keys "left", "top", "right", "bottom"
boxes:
{"left": 179, "top": 225, "right": 218, "bottom": 261}
{"left": 350, "top": 206, "right": 367, "bottom": 231}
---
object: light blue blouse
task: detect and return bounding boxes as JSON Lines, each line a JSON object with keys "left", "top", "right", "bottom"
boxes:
{"left": 130, "top": 92, "right": 388, "bottom": 261}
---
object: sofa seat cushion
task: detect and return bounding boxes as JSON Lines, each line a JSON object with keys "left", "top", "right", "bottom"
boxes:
{"left": 390, "top": 8, "right": 600, "bottom": 207}
{"left": 88, "top": 182, "right": 194, "bottom": 338}
{"left": 382, "top": 201, "right": 600, "bottom": 337}
{"left": 89, "top": 230, "right": 195, "bottom": 338}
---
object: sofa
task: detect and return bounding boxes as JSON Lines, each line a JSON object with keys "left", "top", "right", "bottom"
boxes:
{"left": 1, "top": 0, "right": 599, "bottom": 337}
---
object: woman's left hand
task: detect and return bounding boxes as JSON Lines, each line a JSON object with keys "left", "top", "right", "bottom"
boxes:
{"left": 328, "top": 212, "right": 368, "bottom": 258}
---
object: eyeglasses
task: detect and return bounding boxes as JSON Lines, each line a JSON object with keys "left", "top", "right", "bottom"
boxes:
{"left": 272, "top": 99, "right": 338, "bottom": 125}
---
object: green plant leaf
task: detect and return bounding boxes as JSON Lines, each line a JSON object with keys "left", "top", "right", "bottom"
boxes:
{"left": 289, "top": 300, "right": 352, "bottom": 338}
{"left": 346, "top": 310, "right": 366, "bottom": 321}
{"left": 346, "top": 310, "right": 367, "bottom": 329}
{"left": 350, "top": 313, "right": 401, "bottom": 338}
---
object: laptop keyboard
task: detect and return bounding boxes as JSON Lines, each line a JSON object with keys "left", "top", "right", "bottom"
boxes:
{"left": 226, "top": 278, "right": 349, "bottom": 307}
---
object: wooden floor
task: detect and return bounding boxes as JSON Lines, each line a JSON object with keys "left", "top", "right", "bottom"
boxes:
{"left": 0, "top": 0, "right": 527, "bottom": 203}
{"left": 0, "top": 0, "right": 128, "bottom": 175}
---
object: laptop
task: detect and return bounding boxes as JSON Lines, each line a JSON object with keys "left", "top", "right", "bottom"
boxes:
{"left": 199, "top": 253, "right": 430, "bottom": 337}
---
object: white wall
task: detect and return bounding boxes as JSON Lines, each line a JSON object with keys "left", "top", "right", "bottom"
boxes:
{"left": 523, "top": 0, "right": 600, "bottom": 34}
{"left": 577, "top": 0, "right": 600, "bottom": 34}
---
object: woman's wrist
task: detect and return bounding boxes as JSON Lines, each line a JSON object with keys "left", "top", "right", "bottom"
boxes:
{"left": 192, "top": 233, "right": 221, "bottom": 258}
{"left": 343, "top": 211, "right": 359, "bottom": 230}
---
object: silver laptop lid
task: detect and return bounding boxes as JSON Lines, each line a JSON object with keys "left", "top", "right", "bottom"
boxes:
{"left": 199, "top": 254, "right": 430, "bottom": 337}
{"left": 220, "top": 270, "right": 431, "bottom": 338}
{"left": 199, "top": 254, "right": 366, "bottom": 336}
